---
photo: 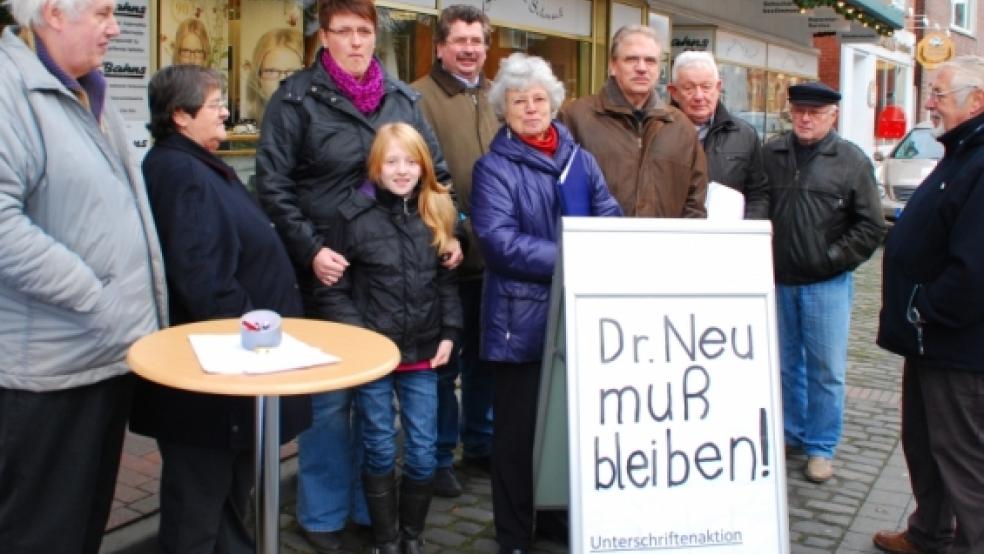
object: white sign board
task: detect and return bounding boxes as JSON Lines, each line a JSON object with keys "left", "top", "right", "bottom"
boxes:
{"left": 560, "top": 217, "right": 788, "bottom": 553}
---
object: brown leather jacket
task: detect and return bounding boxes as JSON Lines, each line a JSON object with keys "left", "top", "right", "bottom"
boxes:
{"left": 558, "top": 78, "right": 708, "bottom": 217}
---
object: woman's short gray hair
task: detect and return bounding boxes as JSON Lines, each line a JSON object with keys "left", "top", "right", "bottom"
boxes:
{"left": 488, "top": 53, "right": 566, "bottom": 119}
{"left": 4, "top": 0, "right": 92, "bottom": 27}
{"left": 939, "top": 55, "right": 984, "bottom": 106}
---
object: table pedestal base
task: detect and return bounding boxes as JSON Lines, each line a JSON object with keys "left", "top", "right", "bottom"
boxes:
{"left": 255, "top": 395, "right": 280, "bottom": 554}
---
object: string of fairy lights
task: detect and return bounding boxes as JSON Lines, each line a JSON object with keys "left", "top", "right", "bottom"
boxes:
{"left": 792, "top": 0, "right": 897, "bottom": 36}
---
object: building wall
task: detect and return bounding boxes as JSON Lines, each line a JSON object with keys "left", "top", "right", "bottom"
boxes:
{"left": 915, "top": 0, "right": 984, "bottom": 116}
{"left": 814, "top": 33, "right": 842, "bottom": 90}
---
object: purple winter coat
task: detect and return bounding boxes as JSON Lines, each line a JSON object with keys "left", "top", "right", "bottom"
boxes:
{"left": 471, "top": 121, "right": 622, "bottom": 363}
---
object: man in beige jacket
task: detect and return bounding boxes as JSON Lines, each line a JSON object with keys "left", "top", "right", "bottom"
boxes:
{"left": 559, "top": 25, "right": 707, "bottom": 218}
{"left": 412, "top": 4, "right": 499, "bottom": 498}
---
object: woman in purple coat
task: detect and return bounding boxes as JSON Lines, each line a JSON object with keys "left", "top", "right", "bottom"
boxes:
{"left": 470, "top": 53, "right": 622, "bottom": 554}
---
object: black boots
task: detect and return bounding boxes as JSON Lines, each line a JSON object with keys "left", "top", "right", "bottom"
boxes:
{"left": 363, "top": 472, "right": 435, "bottom": 554}
{"left": 399, "top": 476, "right": 434, "bottom": 554}
{"left": 363, "top": 472, "right": 400, "bottom": 554}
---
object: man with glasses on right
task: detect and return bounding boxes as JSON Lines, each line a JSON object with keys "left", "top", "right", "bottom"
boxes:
{"left": 764, "top": 81, "right": 884, "bottom": 483}
{"left": 873, "top": 56, "right": 984, "bottom": 554}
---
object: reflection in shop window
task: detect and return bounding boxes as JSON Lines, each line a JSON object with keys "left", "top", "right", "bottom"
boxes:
{"left": 488, "top": 29, "right": 589, "bottom": 102}
{"left": 178, "top": 0, "right": 592, "bottom": 127}
{"left": 374, "top": 11, "right": 592, "bottom": 103}
{"left": 377, "top": 8, "right": 436, "bottom": 84}
{"left": 720, "top": 64, "right": 767, "bottom": 138}
{"left": 766, "top": 72, "right": 803, "bottom": 140}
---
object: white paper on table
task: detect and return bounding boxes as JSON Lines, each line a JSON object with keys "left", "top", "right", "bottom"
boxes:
{"left": 188, "top": 333, "right": 341, "bottom": 375}
{"left": 704, "top": 180, "right": 746, "bottom": 221}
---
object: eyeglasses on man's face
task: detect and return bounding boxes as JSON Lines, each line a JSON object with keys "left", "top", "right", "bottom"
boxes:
{"left": 927, "top": 85, "right": 978, "bottom": 101}
{"left": 789, "top": 105, "right": 835, "bottom": 119}
{"left": 675, "top": 82, "right": 717, "bottom": 97}
{"left": 447, "top": 36, "right": 486, "bottom": 48}
{"left": 259, "top": 68, "right": 300, "bottom": 81}
{"left": 327, "top": 26, "right": 375, "bottom": 40}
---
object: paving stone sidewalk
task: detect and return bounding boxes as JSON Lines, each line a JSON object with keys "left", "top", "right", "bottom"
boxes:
{"left": 102, "top": 248, "right": 913, "bottom": 553}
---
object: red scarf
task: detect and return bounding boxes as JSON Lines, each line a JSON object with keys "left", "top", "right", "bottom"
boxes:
{"left": 517, "top": 124, "right": 558, "bottom": 157}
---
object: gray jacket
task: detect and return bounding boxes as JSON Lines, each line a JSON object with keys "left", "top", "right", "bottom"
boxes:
{"left": 0, "top": 28, "right": 168, "bottom": 391}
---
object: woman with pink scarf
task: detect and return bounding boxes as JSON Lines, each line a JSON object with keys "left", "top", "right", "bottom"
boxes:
{"left": 254, "top": 1, "right": 461, "bottom": 551}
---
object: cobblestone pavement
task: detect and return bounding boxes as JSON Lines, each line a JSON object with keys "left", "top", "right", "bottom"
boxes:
{"left": 103, "top": 248, "right": 913, "bottom": 554}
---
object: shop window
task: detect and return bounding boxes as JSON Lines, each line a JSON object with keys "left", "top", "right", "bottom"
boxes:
{"left": 377, "top": 8, "right": 436, "bottom": 84}
{"left": 720, "top": 63, "right": 767, "bottom": 138}
{"left": 156, "top": 0, "right": 589, "bottom": 129}
{"left": 952, "top": 0, "right": 976, "bottom": 34}
{"left": 765, "top": 72, "right": 804, "bottom": 141}
{"left": 487, "top": 29, "right": 590, "bottom": 102}
{"left": 874, "top": 59, "right": 909, "bottom": 143}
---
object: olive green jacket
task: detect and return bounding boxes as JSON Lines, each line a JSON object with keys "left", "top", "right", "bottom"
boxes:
{"left": 412, "top": 64, "right": 499, "bottom": 280}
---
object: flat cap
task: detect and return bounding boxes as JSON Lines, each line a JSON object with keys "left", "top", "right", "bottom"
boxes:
{"left": 788, "top": 81, "right": 841, "bottom": 106}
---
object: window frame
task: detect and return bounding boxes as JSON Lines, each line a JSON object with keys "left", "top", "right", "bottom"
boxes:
{"left": 951, "top": 0, "right": 976, "bottom": 35}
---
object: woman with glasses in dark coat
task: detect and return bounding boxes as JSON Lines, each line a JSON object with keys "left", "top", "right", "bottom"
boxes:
{"left": 130, "top": 64, "right": 311, "bottom": 554}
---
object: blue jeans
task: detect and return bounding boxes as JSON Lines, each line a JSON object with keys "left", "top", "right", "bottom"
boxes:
{"left": 296, "top": 390, "right": 369, "bottom": 532}
{"left": 436, "top": 280, "right": 494, "bottom": 468}
{"left": 777, "top": 272, "right": 853, "bottom": 459}
{"left": 358, "top": 370, "right": 437, "bottom": 481}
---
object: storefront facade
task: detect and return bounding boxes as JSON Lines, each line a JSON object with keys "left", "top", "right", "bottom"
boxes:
{"left": 651, "top": 0, "right": 906, "bottom": 148}
{"left": 86, "top": 0, "right": 654, "bottom": 174}
{"left": 3, "top": 0, "right": 905, "bottom": 167}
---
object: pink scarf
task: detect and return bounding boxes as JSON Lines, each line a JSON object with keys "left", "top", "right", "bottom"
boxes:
{"left": 321, "top": 49, "right": 384, "bottom": 115}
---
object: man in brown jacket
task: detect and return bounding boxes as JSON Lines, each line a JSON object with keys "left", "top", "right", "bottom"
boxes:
{"left": 558, "top": 25, "right": 708, "bottom": 217}
{"left": 411, "top": 4, "right": 500, "bottom": 498}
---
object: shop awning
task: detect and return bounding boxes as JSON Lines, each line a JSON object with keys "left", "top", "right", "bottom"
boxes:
{"left": 794, "top": 0, "right": 905, "bottom": 34}
{"left": 846, "top": 0, "right": 905, "bottom": 29}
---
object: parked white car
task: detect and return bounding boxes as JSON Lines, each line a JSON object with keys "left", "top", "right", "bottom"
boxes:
{"left": 874, "top": 121, "right": 943, "bottom": 221}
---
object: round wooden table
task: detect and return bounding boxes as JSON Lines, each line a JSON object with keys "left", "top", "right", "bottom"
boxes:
{"left": 127, "top": 318, "right": 399, "bottom": 554}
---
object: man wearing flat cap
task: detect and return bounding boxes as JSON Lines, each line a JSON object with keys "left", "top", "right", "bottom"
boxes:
{"left": 764, "top": 81, "right": 885, "bottom": 483}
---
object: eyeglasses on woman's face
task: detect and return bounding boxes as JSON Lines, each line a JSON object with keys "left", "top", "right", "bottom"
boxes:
{"left": 326, "top": 26, "right": 375, "bottom": 40}
{"left": 178, "top": 48, "right": 206, "bottom": 60}
{"left": 259, "top": 68, "right": 299, "bottom": 81}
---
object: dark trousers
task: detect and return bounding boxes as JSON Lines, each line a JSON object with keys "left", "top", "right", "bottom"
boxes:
{"left": 902, "top": 359, "right": 984, "bottom": 553}
{"left": 490, "top": 361, "right": 540, "bottom": 549}
{"left": 157, "top": 441, "right": 254, "bottom": 554}
{"left": 0, "top": 374, "right": 133, "bottom": 554}
{"left": 436, "top": 279, "right": 494, "bottom": 468}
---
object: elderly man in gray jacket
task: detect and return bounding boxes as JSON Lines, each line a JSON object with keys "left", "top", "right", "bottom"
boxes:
{"left": 0, "top": 0, "right": 167, "bottom": 552}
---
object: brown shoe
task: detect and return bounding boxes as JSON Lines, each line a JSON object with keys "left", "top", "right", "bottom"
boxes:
{"left": 873, "top": 530, "right": 923, "bottom": 553}
{"left": 804, "top": 456, "right": 834, "bottom": 482}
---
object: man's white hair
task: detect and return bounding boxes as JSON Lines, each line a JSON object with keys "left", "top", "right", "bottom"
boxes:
{"left": 939, "top": 55, "right": 984, "bottom": 107}
{"left": 671, "top": 50, "right": 719, "bottom": 83}
{"left": 3, "top": 0, "right": 92, "bottom": 27}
